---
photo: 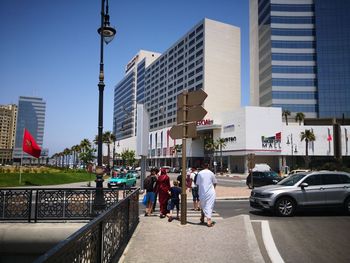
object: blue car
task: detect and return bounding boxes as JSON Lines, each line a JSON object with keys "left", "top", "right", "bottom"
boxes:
{"left": 107, "top": 172, "right": 137, "bottom": 188}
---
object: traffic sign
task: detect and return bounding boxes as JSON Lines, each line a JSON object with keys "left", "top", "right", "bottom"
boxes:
{"left": 169, "top": 123, "right": 197, "bottom": 139}
{"left": 177, "top": 105, "right": 207, "bottom": 124}
{"left": 177, "top": 89, "right": 208, "bottom": 108}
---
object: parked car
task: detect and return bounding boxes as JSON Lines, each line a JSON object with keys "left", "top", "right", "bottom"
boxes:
{"left": 246, "top": 171, "right": 281, "bottom": 189}
{"left": 107, "top": 172, "right": 137, "bottom": 188}
{"left": 285, "top": 169, "right": 310, "bottom": 177}
{"left": 249, "top": 170, "right": 350, "bottom": 217}
{"left": 128, "top": 170, "right": 140, "bottom": 179}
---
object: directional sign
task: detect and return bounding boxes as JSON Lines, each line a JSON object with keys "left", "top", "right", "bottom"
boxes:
{"left": 177, "top": 106, "right": 207, "bottom": 124}
{"left": 177, "top": 89, "right": 208, "bottom": 108}
{"left": 169, "top": 123, "right": 197, "bottom": 139}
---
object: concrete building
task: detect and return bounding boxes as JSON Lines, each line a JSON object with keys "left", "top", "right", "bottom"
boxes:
{"left": 250, "top": 0, "right": 350, "bottom": 119}
{"left": 0, "top": 104, "right": 17, "bottom": 164}
{"left": 13, "top": 96, "right": 47, "bottom": 162}
{"left": 113, "top": 18, "right": 241, "bottom": 165}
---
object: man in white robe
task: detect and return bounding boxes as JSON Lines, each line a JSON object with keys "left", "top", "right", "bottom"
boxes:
{"left": 196, "top": 163, "right": 217, "bottom": 227}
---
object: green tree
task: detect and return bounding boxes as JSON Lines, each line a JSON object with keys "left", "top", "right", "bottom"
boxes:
{"left": 80, "top": 139, "right": 91, "bottom": 153}
{"left": 110, "top": 133, "right": 117, "bottom": 166}
{"left": 120, "top": 149, "right": 136, "bottom": 167}
{"left": 300, "top": 129, "right": 316, "bottom": 168}
{"left": 71, "top": 145, "right": 81, "bottom": 168}
{"left": 63, "top": 148, "right": 71, "bottom": 168}
{"left": 216, "top": 138, "right": 227, "bottom": 172}
{"left": 295, "top": 112, "right": 305, "bottom": 126}
{"left": 103, "top": 131, "right": 113, "bottom": 168}
{"left": 204, "top": 139, "right": 218, "bottom": 169}
{"left": 282, "top": 109, "right": 291, "bottom": 125}
{"left": 79, "top": 148, "right": 96, "bottom": 168}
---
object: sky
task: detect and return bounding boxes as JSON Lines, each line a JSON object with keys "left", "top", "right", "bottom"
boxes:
{"left": 0, "top": 0, "right": 250, "bottom": 155}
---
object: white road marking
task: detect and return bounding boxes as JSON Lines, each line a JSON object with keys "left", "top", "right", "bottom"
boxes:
{"left": 252, "top": 220, "right": 285, "bottom": 263}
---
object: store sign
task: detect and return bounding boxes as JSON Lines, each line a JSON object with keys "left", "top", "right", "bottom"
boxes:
{"left": 223, "top": 136, "right": 237, "bottom": 143}
{"left": 261, "top": 132, "right": 281, "bottom": 149}
{"left": 196, "top": 119, "right": 213, "bottom": 126}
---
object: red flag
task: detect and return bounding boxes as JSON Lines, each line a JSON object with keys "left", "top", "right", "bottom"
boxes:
{"left": 22, "top": 129, "right": 41, "bottom": 158}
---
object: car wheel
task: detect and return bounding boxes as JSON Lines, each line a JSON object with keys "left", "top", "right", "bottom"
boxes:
{"left": 275, "top": 197, "right": 296, "bottom": 217}
{"left": 344, "top": 197, "right": 350, "bottom": 215}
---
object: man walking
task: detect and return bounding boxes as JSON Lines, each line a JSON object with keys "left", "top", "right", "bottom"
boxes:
{"left": 196, "top": 163, "right": 217, "bottom": 227}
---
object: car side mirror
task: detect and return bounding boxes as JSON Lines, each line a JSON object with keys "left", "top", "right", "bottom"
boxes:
{"left": 300, "top": 182, "right": 309, "bottom": 188}
{"left": 272, "top": 179, "right": 278, "bottom": 184}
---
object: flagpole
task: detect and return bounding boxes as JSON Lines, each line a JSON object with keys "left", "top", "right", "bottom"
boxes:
{"left": 19, "top": 129, "right": 25, "bottom": 185}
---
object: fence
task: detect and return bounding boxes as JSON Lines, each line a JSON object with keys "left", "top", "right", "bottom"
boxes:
{"left": 33, "top": 188, "right": 140, "bottom": 263}
{"left": 0, "top": 187, "right": 134, "bottom": 222}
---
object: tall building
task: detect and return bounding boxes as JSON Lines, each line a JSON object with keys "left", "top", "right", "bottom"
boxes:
{"left": 13, "top": 96, "right": 46, "bottom": 160}
{"left": 114, "top": 18, "right": 241, "bottom": 165}
{"left": 250, "top": 0, "right": 350, "bottom": 119}
{"left": 0, "top": 104, "right": 17, "bottom": 164}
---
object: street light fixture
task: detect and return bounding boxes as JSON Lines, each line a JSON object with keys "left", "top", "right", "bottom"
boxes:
{"left": 286, "top": 134, "right": 298, "bottom": 169}
{"left": 94, "top": 0, "right": 116, "bottom": 213}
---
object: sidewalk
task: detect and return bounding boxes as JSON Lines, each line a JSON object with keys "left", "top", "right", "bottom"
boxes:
{"left": 119, "top": 214, "right": 264, "bottom": 263}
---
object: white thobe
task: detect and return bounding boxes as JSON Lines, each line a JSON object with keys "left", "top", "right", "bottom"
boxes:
{"left": 196, "top": 169, "right": 217, "bottom": 219}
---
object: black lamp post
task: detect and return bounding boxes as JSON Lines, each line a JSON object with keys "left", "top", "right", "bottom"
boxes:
{"left": 94, "top": 0, "right": 116, "bottom": 212}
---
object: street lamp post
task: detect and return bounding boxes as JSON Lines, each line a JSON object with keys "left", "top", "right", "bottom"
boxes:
{"left": 94, "top": 0, "right": 116, "bottom": 213}
{"left": 286, "top": 134, "right": 298, "bottom": 170}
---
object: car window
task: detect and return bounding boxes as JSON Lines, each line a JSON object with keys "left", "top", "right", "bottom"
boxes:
{"left": 322, "top": 174, "right": 342, "bottom": 185}
{"left": 338, "top": 174, "right": 350, "bottom": 184}
{"left": 252, "top": 172, "right": 261, "bottom": 178}
{"left": 303, "top": 174, "right": 322, "bottom": 186}
{"left": 278, "top": 173, "right": 307, "bottom": 186}
{"left": 265, "top": 172, "right": 278, "bottom": 177}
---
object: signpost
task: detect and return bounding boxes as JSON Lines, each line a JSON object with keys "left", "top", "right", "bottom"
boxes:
{"left": 169, "top": 89, "right": 207, "bottom": 225}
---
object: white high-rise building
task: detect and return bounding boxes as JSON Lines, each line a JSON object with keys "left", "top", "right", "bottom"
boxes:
{"left": 113, "top": 18, "right": 241, "bottom": 167}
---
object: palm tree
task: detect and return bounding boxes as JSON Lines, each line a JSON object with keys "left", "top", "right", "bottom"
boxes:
{"left": 63, "top": 148, "right": 71, "bottom": 168}
{"left": 110, "top": 133, "right": 117, "bottom": 166}
{"left": 282, "top": 109, "right": 291, "bottom": 125}
{"left": 80, "top": 139, "right": 91, "bottom": 153}
{"left": 300, "top": 129, "right": 316, "bottom": 168}
{"left": 205, "top": 139, "right": 217, "bottom": 169}
{"left": 295, "top": 112, "right": 305, "bottom": 126}
{"left": 103, "top": 131, "right": 113, "bottom": 168}
{"left": 71, "top": 145, "right": 81, "bottom": 168}
{"left": 216, "top": 138, "right": 227, "bottom": 172}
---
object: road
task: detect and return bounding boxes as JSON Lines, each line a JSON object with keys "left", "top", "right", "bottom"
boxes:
{"left": 215, "top": 200, "right": 350, "bottom": 263}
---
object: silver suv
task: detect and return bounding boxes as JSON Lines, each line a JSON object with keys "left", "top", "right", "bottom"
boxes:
{"left": 250, "top": 170, "right": 350, "bottom": 216}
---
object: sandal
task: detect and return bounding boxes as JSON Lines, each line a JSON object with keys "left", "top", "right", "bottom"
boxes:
{"left": 200, "top": 218, "right": 205, "bottom": 224}
{"left": 207, "top": 221, "right": 216, "bottom": 227}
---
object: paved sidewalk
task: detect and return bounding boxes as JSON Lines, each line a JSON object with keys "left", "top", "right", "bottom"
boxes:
{"left": 119, "top": 214, "right": 264, "bottom": 263}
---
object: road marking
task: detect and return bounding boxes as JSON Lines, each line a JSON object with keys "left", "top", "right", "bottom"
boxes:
{"left": 252, "top": 220, "right": 284, "bottom": 263}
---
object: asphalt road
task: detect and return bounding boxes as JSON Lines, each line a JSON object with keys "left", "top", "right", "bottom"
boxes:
{"left": 215, "top": 200, "right": 350, "bottom": 263}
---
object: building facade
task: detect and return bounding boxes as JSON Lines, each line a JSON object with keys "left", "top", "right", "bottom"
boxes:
{"left": 13, "top": 96, "right": 46, "bottom": 161}
{"left": 0, "top": 104, "right": 17, "bottom": 164}
{"left": 114, "top": 18, "right": 241, "bottom": 163}
{"left": 250, "top": 0, "right": 350, "bottom": 119}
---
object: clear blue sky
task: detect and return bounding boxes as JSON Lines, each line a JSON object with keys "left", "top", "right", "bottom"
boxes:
{"left": 0, "top": 0, "right": 249, "bottom": 155}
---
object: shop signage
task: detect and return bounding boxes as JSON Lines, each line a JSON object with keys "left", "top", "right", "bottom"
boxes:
{"left": 261, "top": 132, "right": 281, "bottom": 149}
{"left": 223, "top": 136, "right": 237, "bottom": 143}
{"left": 223, "top": 124, "right": 235, "bottom": 132}
{"left": 196, "top": 119, "right": 213, "bottom": 126}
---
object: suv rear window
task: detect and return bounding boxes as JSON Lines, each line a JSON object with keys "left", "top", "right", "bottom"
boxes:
{"left": 322, "top": 174, "right": 342, "bottom": 185}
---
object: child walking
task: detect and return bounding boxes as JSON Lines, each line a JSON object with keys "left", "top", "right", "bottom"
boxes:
{"left": 166, "top": 180, "right": 181, "bottom": 222}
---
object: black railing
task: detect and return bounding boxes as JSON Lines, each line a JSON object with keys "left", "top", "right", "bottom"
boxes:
{"left": 0, "top": 187, "right": 134, "bottom": 222}
{"left": 33, "top": 188, "right": 139, "bottom": 263}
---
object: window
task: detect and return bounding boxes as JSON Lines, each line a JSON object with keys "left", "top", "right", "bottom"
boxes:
{"left": 303, "top": 174, "right": 322, "bottom": 186}
{"left": 322, "top": 174, "right": 342, "bottom": 185}
{"left": 339, "top": 174, "right": 350, "bottom": 184}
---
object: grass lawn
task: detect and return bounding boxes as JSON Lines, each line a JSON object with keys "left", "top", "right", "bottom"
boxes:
{"left": 0, "top": 170, "right": 94, "bottom": 187}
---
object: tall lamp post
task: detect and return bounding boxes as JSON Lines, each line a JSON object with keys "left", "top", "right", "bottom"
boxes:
{"left": 94, "top": 0, "right": 116, "bottom": 212}
{"left": 286, "top": 134, "right": 298, "bottom": 170}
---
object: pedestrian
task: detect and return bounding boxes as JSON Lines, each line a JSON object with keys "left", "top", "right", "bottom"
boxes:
{"left": 196, "top": 163, "right": 217, "bottom": 227}
{"left": 190, "top": 167, "right": 200, "bottom": 211}
{"left": 143, "top": 168, "right": 158, "bottom": 216}
{"left": 152, "top": 168, "right": 159, "bottom": 211}
{"left": 156, "top": 167, "right": 170, "bottom": 218}
{"left": 166, "top": 180, "right": 181, "bottom": 222}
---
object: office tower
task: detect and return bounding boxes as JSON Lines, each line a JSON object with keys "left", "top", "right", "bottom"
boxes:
{"left": 250, "top": 0, "right": 350, "bottom": 118}
{"left": 13, "top": 96, "right": 46, "bottom": 160}
{"left": 114, "top": 18, "right": 241, "bottom": 145}
{"left": 0, "top": 104, "right": 17, "bottom": 164}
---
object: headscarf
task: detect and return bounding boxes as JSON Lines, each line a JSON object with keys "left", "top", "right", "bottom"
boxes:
{"left": 160, "top": 168, "right": 167, "bottom": 175}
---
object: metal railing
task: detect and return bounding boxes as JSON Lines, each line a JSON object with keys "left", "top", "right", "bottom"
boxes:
{"left": 33, "top": 188, "right": 140, "bottom": 263}
{"left": 0, "top": 187, "right": 135, "bottom": 222}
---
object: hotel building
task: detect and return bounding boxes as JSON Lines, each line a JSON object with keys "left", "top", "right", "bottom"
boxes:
{"left": 0, "top": 104, "right": 17, "bottom": 164}
{"left": 13, "top": 96, "right": 47, "bottom": 161}
{"left": 250, "top": 0, "right": 350, "bottom": 119}
{"left": 113, "top": 18, "right": 241, "bottom": 167}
